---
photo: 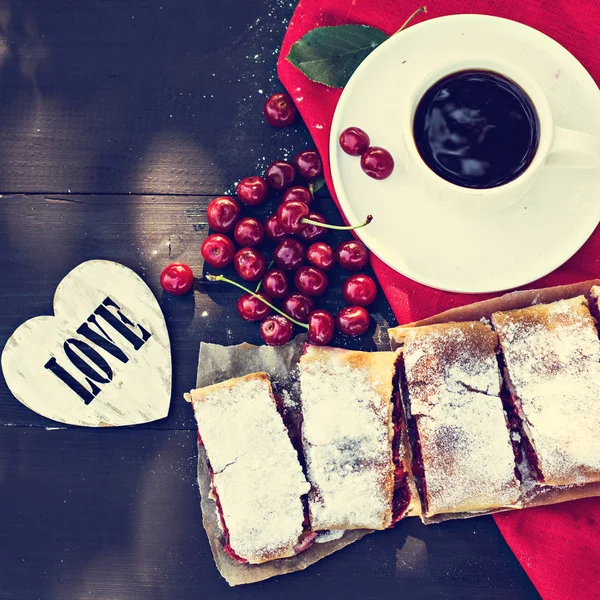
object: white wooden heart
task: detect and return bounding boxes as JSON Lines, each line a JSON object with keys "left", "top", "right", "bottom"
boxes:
{"left": 1, "top": 260, "right": 171, "bottom": 427}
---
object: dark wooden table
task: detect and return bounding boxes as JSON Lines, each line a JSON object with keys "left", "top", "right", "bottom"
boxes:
{"left": 0, "top": 2, "right": 541, "bottom": 598}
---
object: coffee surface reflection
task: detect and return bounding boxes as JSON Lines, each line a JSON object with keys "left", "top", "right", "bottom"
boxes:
{"left": 413, "top": 70, "right": 540, "bottom": 189}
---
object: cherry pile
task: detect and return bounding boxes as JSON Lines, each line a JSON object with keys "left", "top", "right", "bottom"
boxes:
{"left": 160, "top": 92, "right": 379, "bottom": 347}
{"left": 339, "top": 126, "right": 395, "bottom": 180}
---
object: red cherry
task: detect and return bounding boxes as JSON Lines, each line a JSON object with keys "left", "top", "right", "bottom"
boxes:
{"left": 307, "top": 310, "right": 335, "bottom": 346}
{"left": 273, "top": 238, "right": 305, "bottom": 271}
{"left": 298, "top": 212, "right": 327, "bottom": 242}
{"left": 306, "top": 242, "right": 335, "bottom": 271}
{"left": 281, "top": 185, "right": 313, "bottom": 207}
{"left": 206, "top": 196, "right": 241, "bottom": 233}
{"left": 233, "top": 247, "right": 268, "bottom": 282}
{"left": 264, "top": 214, "right": 287, "bottom": 242}
{"left": 361, "top": 147, "right": 395, "bottom": 180}
{"left": 260, "top": 315, "right": 294, "bottom": 346}
{"left": 265, "top": 160, "right": 296, "bottom": 191}
{"left": 262, "top": 269, "right": 289, "bottom": 299}
{"left": 342, "top": 273, "right": 377, "bottom": 306}
{"left": 336, "top": 240, "right": 370, "bottom": 271}
{"left": 201, "top": 234, "right": 235, "bottom": 269}
{"left": 160, "top": 263, "right": 194, "bottom": 295}
{"left": 233, "top": 217, "right": 264, "bottom": 247}
{"left": 236, "top": 176, "right": 269, "bottom": 205}
{"left": 336, "top": 306, "right": 370, "bottom": 336}
{"left": 263, "top": 93, "right": 297, "bottom": 128}
{"left": 282, "top": 294, "right": 314, "bottom": 323}
{"left": 237, "top": 293, "right": 272, "bottom": 322}
{"left": 294, "top": 150, "right": 323, "bottom": 181}
{"left": 277, "top": 200, "right": 310, "bottom": 234}
{"left": 339, "top": 127, "right": 370, "bottom": 156}
{"left": 294, "top": 266, "right": 328, "bottom": 297}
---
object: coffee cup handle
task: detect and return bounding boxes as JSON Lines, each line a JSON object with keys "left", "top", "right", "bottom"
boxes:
{"left": 546, "top": 126, "right": 600, "bottom": 169}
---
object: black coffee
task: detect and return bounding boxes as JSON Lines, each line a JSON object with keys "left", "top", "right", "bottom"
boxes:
{"left": 413, "top": 70, "right": 540, "bottom": 189}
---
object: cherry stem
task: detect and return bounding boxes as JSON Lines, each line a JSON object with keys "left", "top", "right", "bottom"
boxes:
{"left": 301, "top": 214, "right": 373, "bottom": 231}
{"left": 255, "top": 259, "right": 274, "bottom": 293}
{"left": 393, "top": 6, "right": 427, "bottom": 35}
{"left": 206, "top": 274, "right": 309, "bottom": 330}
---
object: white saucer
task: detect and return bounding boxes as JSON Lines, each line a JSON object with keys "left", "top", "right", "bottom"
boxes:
{"left": 330, "top": 15, "right": 600, "bottom": 293}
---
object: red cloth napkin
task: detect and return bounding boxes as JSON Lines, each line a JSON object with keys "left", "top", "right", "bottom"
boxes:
{"left": 278, "top": 1, "right": 600, "bottom": 597}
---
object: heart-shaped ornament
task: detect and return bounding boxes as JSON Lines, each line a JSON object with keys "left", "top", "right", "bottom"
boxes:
{"left": 2, "top": 260, "right": 172, "bottom": 427}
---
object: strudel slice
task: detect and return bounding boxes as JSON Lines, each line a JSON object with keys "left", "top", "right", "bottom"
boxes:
{"left": 492, "top": 297, "right": 600, "bottom": 487}
{"left": 188, "top": 372, "right": 311, "bottom": 564}
{"left": 299, "top": 346, "right": 409, "bottom": 530}
{"left": 401, "top": 322, "right": 521, "bottom": 518}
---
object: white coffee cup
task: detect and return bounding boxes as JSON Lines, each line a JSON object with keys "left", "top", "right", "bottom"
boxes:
{"left": 403, "top": 56, "right": 600, "bottom": 213}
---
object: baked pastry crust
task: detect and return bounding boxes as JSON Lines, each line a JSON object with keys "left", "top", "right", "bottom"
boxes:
{"left": 299, "top": 346, "right": 398, "bottom": 530}
{"left": 188, "top": 372, "right": 310, "bottom": 564}
{"left": 401, "top": 321, "right": 521, "bottom": 517}
{"left": 389, "top": 279, "right": 600, "bottom": 520}
{"left": 492, "top": 297, "right": 600, "bottom": 487}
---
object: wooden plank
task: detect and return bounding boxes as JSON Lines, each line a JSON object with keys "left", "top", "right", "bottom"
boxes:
{"left": 0, "top": 0, "right": 313, "bottom": 195}
{"left": 0, "top": 427, "right": 540, "bottom": 599}
{"left": 0, "top": 194, "right": 205, "bottom": 428}
{"left": 0, "top": 193, "right": 398, "bottom": 428}
{"left": 0, "top": 1, "right": 541, "bottom": 595}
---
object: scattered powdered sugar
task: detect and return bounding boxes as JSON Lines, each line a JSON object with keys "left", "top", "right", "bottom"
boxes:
{"left": 511, "top": 430, "right": 538, "bottom": 494}
{"left": 403, "top": 322, "right": 520, "bottom": 516}
{"left": 493, "top": 298, "right": 600, "bottom": 389}
{"left": 190, "top": 375, "right": 310, "bottom": 563}
{"left": 314, "top": 529, "right": 345, "bottom": 544}
{"left": 299, "top": 347, "right": 396, "bottom": 530}
{"left": 280, "top": 388, "right": 299, "bottom": 410}
{"left": 493, "top": 297, "right": 600, "bottom": 486}
{"left": 404, "top": 323, "right": 502, "bottom": 406}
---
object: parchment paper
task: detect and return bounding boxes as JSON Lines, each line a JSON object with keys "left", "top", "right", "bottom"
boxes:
{"left": 389, "top": 279, "right": 600, "bottom": 523}
{"left": 190, "top": 280, "right": 600, "bottom": 581}
{"left": 192, "top": 335, "right": 371, "bottom": 586}
{"left": 389, "top": 279, "right": 600, "bottom": 346}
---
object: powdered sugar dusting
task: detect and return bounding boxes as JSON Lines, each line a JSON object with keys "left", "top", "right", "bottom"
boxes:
{"left": 300, "top": 347, "right": 396, "bottom": 530}
{"left": 404, "top": 323, "right": 502, "bottom": 405}
{"left": 314, "top": 529, "right": 345, "bottom": 543}
{"left": 190, "top": 374, "right": 310, "bottom": 563}
{"left": 493, "top": 297, "right": 600, "bottom": 486}
{"left": 281, "top": 388, "right": 299, "bottom": 410}
{"left": 511, "top": 430, "right": 538, "bottom": 493}
{"left": 403, "top": 322, "right": 520, "bottom": 516}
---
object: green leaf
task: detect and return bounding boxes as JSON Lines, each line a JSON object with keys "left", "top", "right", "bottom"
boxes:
{"left": 312, "top": 176, "right": 326, "bottom": 194}
{"left": 286, "top": 25, "right": 389, "bottom": 89}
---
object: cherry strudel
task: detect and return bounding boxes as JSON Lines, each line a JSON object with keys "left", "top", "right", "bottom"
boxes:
{"left": 299, "top": 345, "right": 413, "bottom": 531}
{"left": 399, "top": 321, "right": 521, "bottom": 518}
{"left": 492, "top": 296, "right": 600, "bottom": 487}
{"left": 187, "top": 372, "right": 311, "bottom": 564}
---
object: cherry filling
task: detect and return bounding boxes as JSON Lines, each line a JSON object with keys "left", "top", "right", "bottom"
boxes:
{"left": 496, "top": 352, "right": 543, "bottom": 482}
{"left": 396, "top": 354, "right": 429, "bottom": 515}
{"left": 272, "top": 390, "right": 286, "bottom": 417}
{"left": 586, "top": 291, "right": 600, "bottom": 329}
{"left": 389, "top": 367, "right": 412, "bottom": 526}
{"left": 294, "top": 514, "right": 318, "bottom": 553}
{"left": 273, "top": 389, "right": 317, "bottom": 553}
